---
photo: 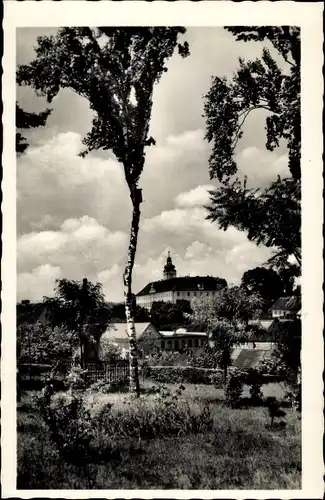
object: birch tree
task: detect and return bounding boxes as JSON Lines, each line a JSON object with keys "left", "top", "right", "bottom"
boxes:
{"left": 17, "top": 27, "right": 189, "bottom": 395}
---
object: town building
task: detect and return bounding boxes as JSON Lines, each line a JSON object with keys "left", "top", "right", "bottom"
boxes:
{"left": 136, "top": 252, "right": 227, "bottom": 310}
{"left": 269, "top": 296, "right": 301, "bottom": 319}
{"left": 99, "top": 322, "right": 208, "bottom": 357}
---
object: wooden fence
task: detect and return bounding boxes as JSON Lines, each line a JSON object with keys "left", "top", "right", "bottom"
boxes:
{"left": 85, "top": 361, "right": 130, "bottom": 385}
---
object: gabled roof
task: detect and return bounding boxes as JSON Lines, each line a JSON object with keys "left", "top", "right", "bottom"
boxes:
{"left": 136, "top": 276, "right": 226, "bottom": 297}
{"left": 270, "top": 296, "right": 301, "bottom": 311}
{"left": 100, "top": 322, "right": 153, "bottom": 341}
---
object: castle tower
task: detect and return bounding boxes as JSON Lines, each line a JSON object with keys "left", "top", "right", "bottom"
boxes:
{"left": 163, "top": 251, "right": 177, "bottom": 280}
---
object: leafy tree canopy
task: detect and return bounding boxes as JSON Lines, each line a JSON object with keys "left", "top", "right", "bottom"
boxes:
{"left": 204, "top": 27, "right": 301, "bottom": 274}
{"left": 150, "top": 299, "right": 193, "bottom": 331}
{"left": 241, "top": 266, "right": 285, "bottom": 309}
{"left": 44, "top": 278, "right": 112, "bottom": 342}
{"left": 16, "top": 103, "right": 51, "bottom": 153}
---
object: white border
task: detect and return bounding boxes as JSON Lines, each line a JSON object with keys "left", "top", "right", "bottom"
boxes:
{"left": 2, "top": 1, "right": 324, "bottom": 498}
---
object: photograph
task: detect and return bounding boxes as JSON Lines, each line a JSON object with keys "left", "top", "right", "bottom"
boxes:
{"left": 1, "top": 1, "right": 323, "bottom": 497}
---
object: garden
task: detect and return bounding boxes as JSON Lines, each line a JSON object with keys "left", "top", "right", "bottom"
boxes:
{"left": 17, "top": 360, "right": 301, "bottom": 490}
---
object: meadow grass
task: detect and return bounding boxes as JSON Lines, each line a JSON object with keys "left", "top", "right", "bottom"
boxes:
{"left": 17, "top": 383, "right": 300, "bottom": 490}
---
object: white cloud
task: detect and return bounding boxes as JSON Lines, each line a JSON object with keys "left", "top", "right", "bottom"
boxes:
{"left": 18, "top": 264, "right": 63, "bottom": 302}
{"left": 175, "top": 184, "right": 215, "bottom": 208}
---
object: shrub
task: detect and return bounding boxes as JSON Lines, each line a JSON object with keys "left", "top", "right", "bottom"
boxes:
{"left": 146, "top": 350, "right": 183, "bottom": 367}
{"left": 146, "top": 365, "right": 224, "bottom": 385}
{"left": 65, "top": 366, "right": 88, "bottom": 392}
{"left": 245, "top": 368, "right": 263, "bottom": 403}
{"left": 87, "top": 377, "right": 128, "bottom": 394}
{"left": 92, "top": 387, "right": 213, "bottom": 439}
{"left": 37, "top": 387, "right": 94, "bottom": 468}
{"left": 225, "top": 369, "right": 244, "bottom": 407}
{"left": 99, "top": 339, "right": 123, "bottom": 363}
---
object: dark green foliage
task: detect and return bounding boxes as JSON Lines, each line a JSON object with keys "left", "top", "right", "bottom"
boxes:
{"left": 204, "top": 27, "right": 301, "bottom": 273}
{"left": 16, "top": 103, "right": 51, "bottom": 153}
{"left": 109, "top": 302, "right": 150, "bottom": 322}
{"left": 17, "top": 322, "right": 78, "bottom": 365}
{"left": 245, "top": 368, "right": 264, "bottom": 403}
{"left": 145, "top": 365, "right": 224, "bottom": 387}
{"left": 150, "top": 299, "right": 193, "bottom": 330}
{"left": 272, "top": 319, "right": 301, "bottom": 382}
{"left": 225, "top": 369, "right": 245, "bottom": 407}
{"left": 241, "top": 266, "right": 285, "bottom": 310}
{"left": 266, "top": 397, "right": 287, "bottom": 427}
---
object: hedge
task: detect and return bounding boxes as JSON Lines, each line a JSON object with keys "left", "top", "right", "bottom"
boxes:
{"left": 144, "top": 365, "right": 224, "bottom": 387}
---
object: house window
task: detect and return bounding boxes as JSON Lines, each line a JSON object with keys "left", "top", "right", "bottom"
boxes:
{"left": 194, "top": 292, "right": 197, "bottom": 296}
{"left": 187, "top": 292, "right": 190, "bottom": 297}
{"left": 206, "top": 292, "right": 209, "bottom": 296}
{"left": 168, "top": 340, "right": 172, "bottom": 350}
{"left": 161, "top": 340, "right": 165, "bottom": 349}
{"left": 174, "top": 339, "right": 179, "bottom": 350}
{"left": 182, "top": 339, "right": 186, "bottom": 349}
{"left": 212, "top": 291, "right": 215, "bottom": 296}
{"left": 194, "top": 338, "right": 199, "bottom": 347}
{"left": 188, "top": 338, "right": 192, "bottom": 348}
{"left": 177, "top": 292, "right": 180, "bottom": 296}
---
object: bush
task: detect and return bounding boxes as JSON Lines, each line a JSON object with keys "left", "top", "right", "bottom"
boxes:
{"left": 92, "top": 386, "right": 213, "bottom": 439}
{"left": 225, "top": 369, "right": 244, "bottom": 407}
{"left": 245, "top": 368, "right": 263, "bottom": 403}
{"left": 87, "top": 377, "right": 128, "bottom": 394}
{"left": 145, "top": 350, "right": 183, "bottom": 366}
{"left": 37, "top": 388, "right": 94, "bottom": 468}
{"left": 146, "top": 365, "right": 224, "bottom": 385}
{"left": 99, "top": 339, "right": 123, "bottom": 363}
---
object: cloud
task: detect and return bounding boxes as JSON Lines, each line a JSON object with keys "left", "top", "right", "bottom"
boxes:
{"left": 236, "top": 146, "right": 290, "bottom": 187}
{"left": 18, "top": 264, "right": 63, "bottom": 302}
{"left": 175, "top": 184, "right": 215, "bottom": 208}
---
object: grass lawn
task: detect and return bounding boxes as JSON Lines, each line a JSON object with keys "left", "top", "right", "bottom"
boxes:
{"left": 17, "top": 383, "right": 301, "bottom": 490}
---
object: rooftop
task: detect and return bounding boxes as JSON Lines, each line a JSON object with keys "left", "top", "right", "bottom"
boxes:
{"left": 137, "top": 276, "right": 227, "bottom": 297}
{"left": 269, "top": 296, "right": 301, "bottom": 312}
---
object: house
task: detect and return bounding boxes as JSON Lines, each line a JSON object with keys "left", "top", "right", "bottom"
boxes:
{"left": 99, "top": 322, "right": 161, "bottom": 358}
{"left": 159, "top": 327, "right": 208, "bottom": 352}
{"left": 136, "top": 252, "right": 227, "bottom": 310}
{"left": 269, "top": 296, "right": 301, "bottom": 319}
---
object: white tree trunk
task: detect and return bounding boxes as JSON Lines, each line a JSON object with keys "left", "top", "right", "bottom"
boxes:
{"left": 124, "top": 188, "right": 141, "bottom": 396}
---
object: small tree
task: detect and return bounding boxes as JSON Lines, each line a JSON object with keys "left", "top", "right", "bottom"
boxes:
{"left": 44, "top": 278, "right": 112, "bottom": 367}
{"left": 18, "top": 28, "right": 189, "bottom": 395}
{"left": 189, "top": 286, "right": 262, "bottom": 381}
{"left": 99, "top": 339, "right": 122, "bottom": 364}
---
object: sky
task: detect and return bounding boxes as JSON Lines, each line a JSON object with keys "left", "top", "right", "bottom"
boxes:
{"left": 16, "top": 27, "right": 290, "bottom": 303}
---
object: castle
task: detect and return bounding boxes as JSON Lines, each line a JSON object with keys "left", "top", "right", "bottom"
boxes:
{"left": 136, "top": 252, "right": 227, "bottom": 310}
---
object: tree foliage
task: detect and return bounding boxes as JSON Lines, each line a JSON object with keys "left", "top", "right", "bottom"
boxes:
{"left": 16, "top": 103, "right": 51, "bottom": 153}
{"left": 44, "top": 278, "right": 112, "bottom": 360}
{"left": 241, "top": 266, "right": 285, "bottom": 309}
{"left": 189, "top": 286, "right": 263, "bottom": 377}
{"left": 204, "top": 27, "right": 301, "bottom": 273}
{"left": 150, "top": 299, "right": 193, "bottom": 330}
{"left": 18, "top": 322, "right": 78, "bottom": 365}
